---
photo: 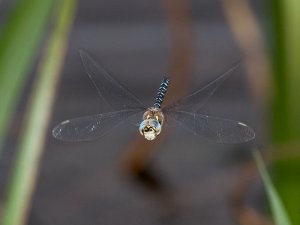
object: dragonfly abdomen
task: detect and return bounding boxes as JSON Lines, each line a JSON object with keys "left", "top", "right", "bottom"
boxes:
{"left": 153, "top": 77, "right": 170, "bottom": 108}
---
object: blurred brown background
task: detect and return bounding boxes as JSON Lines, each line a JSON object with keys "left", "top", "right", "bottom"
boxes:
{"left": 0, "top": 0, "right": 267, "bottom": 224}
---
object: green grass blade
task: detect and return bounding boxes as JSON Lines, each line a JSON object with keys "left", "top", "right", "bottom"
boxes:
{"left": 269, "top": 1, "right": 300, "bottom": 224}
{"left": 0, "top": 0, "right": 54, "bottom": 152}
{"left": 253, "top": 150, "right": 292, "bottom": 225}
{"left": 283, "top": 1, "right": 300, "bottom": 139}
{"left": 0, "top": 1, "right": 77, "bottom": 225}
{"left": 271, "top": 0, "right": 300, "bottom": 142}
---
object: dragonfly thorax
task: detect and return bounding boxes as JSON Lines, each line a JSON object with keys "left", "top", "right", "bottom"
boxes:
{"left": 139, "top": 107, "right": 164, "bottom": 140}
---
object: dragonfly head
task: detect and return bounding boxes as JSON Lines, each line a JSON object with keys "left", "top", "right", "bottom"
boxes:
{"left": 139, "top": 107, "right": 164, "bottom": 140}
{"left": 139, "top": 118, "right": 162, "bottom": 140}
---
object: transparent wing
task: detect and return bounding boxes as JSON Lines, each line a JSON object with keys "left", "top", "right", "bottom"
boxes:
{"left": 52, "top": 109, "right": 142, "bottom": 141}
{"left": 170, "top": 111, "right": 255, "bottom": 144}
{"left": 164, "top": 63, "right": 240, "bottom": 113}
{"left": 79, "top": 50, "right": 146, "bottom": 111}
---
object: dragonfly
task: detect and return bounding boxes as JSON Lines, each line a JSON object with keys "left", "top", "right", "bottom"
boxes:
{"left": 52, "top": 50, "right": 255, "bottom": 144}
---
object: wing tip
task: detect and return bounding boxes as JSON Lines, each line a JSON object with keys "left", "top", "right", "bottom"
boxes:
{"left": 78, "top": 49, "right": 89, "bottom": 60}
{"left": 52, "top": 126, "right": 60, "bottom": 139}
{"left": 52, "top": 120, "right": 70, "bottom": 140}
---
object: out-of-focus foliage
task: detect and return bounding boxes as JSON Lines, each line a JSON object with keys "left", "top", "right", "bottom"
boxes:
{"left": 0, "top": 0, "right": 54, "bottom": 152}
{"left": 269, "top": 0, "right": 300, "bottom": 224}
{"left": 0, "top": 1, "right": 77, "bottom": 225}
{"left": 254, "top": 150, "right": 291, "bottom": 225}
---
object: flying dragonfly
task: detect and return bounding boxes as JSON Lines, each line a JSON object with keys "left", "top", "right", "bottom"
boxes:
{"left": 52, "top": 50, "right": 255, "bottom": 143}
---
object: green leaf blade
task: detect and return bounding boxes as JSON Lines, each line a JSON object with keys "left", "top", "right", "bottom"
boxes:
{"left": 0, "top": 0, "right": 54, "bottom": 152}
{"left": 253, "top": 150, "right": 292, "bottom": 225}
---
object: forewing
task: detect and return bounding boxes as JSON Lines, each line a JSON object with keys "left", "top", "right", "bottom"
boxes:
{"left": 164, "top": 63, "right": 240, "bottom": 113}
{"left": 79, "top": 50, "right": 145, "bottom": 111}
{"left": 170, "top": 111, "right": 255, "bottom": 144}
{"left": 52, "top": 109, "right": 142, "bottom": 141}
